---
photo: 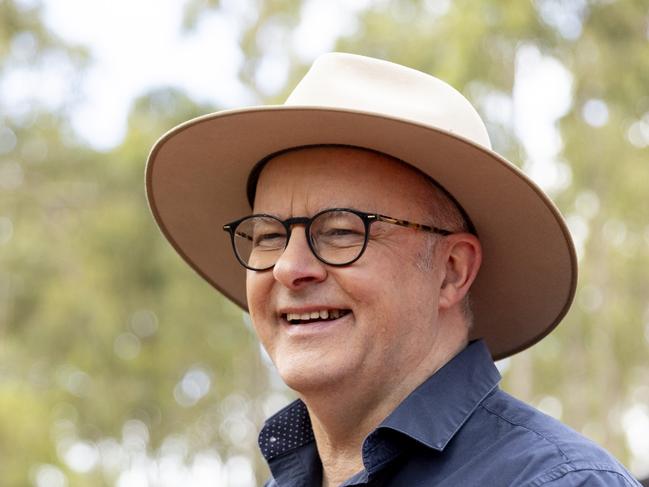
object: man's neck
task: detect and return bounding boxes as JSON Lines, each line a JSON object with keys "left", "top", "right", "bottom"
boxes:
{"left": 300, "top": 335, "right": 468, "bottom": 487}
{"left": 307, "top": 388, "right": 395, "bottom": 487}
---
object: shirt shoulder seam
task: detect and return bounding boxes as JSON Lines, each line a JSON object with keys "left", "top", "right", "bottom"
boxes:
{"left": 479, "top": 401, "right": 638, "bottom": 486}
{"left": 478, "top": 400, "right": 571, "bottom": 462}
{"left": 524, "top": 462, "right": 639, "bottom": 486}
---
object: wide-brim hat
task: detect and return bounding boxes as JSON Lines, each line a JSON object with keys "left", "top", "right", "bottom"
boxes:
{"left": 146, "top": 52, "right": 577, "bottom": 360}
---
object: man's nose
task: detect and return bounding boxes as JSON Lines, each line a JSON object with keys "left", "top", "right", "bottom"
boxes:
{"left": 273, "top": 227, "right": 327, "bottom": 289}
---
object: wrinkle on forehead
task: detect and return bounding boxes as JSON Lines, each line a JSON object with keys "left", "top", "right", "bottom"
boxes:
{"left": 252, "top": 146, "right": 436, "bottom": 220}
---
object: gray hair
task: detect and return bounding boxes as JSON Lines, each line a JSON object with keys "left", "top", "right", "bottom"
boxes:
{"left": 414, "top": 176, "right": 475, "bottom": 329}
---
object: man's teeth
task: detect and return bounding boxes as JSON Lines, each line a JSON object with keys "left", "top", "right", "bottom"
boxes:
{"left": 285, "top": 310, "right": 346, "bottom": 323}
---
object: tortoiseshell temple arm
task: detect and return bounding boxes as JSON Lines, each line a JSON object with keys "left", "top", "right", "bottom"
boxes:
{"left": 375, "top": 214, "right": 452, "bottom": 236}
{"left": 222, "top": 224, "right": 254, "bottom": 242}
{"left": 235, "top": 231, "right": 253, "bottom": 241}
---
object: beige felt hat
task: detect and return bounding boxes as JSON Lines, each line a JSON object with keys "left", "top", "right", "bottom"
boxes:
{"left": 146, "top": 52, "right": 577, "bottom": 360}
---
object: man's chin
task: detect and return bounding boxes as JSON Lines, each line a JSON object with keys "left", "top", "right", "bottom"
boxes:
{"left": 276, "top": 359, "right": 356, "bottom": 397}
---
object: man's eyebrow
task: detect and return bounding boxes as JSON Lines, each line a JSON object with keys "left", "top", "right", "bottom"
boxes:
{"left": 266, "top": 206, "right": 368, "bottom": 217}
{"left": 313, "top": 205, "right": 349, "bottom": 214}
{"left": 313, "top": 205, "right": 379, "bottom": 214}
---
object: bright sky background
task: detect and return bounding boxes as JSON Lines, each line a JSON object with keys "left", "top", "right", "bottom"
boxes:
{"left": 32, "top": 0, "right": 370, "bottom": 149}
{"left": 12, "top": 0, "right": 648, "bottom": 483}
{"left": 40, "top": 0, "right": 256, "bottom": 149}
{"left": 30, "top": 0, "right": 575, "bottom": 174}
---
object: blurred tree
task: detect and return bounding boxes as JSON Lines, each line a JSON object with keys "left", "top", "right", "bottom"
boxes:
{"left": 1, "top": 0, "right": 648, "bottom": 485}
{"left": 1, "top": 2, "right": 275, "bottom": 485}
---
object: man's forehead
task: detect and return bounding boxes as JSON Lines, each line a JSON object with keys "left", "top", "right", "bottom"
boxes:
{"left": 261, "top": 145, "right": 397, "bottom": 175}
{"left": 250, "top": 145, "right": 433, "bottom": 203}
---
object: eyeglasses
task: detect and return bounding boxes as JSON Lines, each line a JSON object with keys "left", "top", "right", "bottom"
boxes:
{"left": 223, "top": 208, "right": 453, "bottom": 271}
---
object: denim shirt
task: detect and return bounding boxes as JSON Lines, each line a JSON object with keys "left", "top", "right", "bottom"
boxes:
{"left": 259, "top": 340, "right": 640, "bottom": 487}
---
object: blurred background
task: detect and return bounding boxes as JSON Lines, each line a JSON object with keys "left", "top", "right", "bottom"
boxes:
{"left": 1, "top": 0, "right": 648, "bottom": 485}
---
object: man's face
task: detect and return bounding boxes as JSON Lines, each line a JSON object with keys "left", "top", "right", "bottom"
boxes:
{"left": 247, "top": 146, "right": 449, "bottom": 398}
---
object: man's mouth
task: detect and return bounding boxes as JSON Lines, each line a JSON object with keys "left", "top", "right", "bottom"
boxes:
{"left": 282, "top": 309, "right": 351, "bottom": 325}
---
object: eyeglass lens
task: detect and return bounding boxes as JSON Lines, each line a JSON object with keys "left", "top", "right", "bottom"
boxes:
{"left": 232, "top": 210, "right": 367, "bottom": 269}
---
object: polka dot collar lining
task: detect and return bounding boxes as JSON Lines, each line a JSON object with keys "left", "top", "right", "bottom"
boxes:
{"left": 259, "top": 400, "right": 315, "bottom": 460}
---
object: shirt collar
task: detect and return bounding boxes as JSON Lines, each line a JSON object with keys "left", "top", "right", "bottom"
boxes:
{"left": 258, "top": 400, "right": 320, "bottom": 486}
{"left": 377, "top": 340, "right": 501, "bottom": 451}
{"left": 259, "top": 399, "right": 314, "bottom": 460}
{"left": 258, "top": 340, "right": 501, "bottom": 482}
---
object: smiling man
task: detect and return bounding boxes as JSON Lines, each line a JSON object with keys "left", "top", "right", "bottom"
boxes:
{"left": 146, "top": 53, "right": 640, "bottom": 486}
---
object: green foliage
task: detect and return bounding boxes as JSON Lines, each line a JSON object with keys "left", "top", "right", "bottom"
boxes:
{"left": 2, "top": 0, "right": 648, "bottom": 484}
{"left": 1, "top": 5, "right": 274, "bottom": 478}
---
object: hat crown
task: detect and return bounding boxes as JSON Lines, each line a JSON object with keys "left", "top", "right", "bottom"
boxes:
{"left": 286, "top": 53, "right": 492, "bottom": 150}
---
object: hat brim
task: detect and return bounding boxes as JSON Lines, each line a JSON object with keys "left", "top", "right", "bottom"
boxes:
{"left": 146, "top": 106, "right": 577, "bottom": 360}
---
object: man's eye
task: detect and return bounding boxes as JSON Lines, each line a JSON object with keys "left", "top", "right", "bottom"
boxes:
{"left": 323, "top": 228, "right": 360, "bottom": 237}
{"left": 318, "top": 227, "right": 365, "bottom": 247}
{"left": 253, "top": 233, "right": 285, "bottom": 247}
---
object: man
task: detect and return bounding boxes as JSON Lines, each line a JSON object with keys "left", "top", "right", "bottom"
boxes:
{"left": 146, "top": 53, "right": 640, "bottom": 485}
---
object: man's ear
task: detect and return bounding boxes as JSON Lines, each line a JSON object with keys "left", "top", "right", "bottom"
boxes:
{"left": 438, "top": 233, "right": 482, "bottom": 310}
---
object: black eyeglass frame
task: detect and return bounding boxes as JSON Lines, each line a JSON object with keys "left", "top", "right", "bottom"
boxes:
{"left": 223, "top": 208, "right": 454, "bottom": 271}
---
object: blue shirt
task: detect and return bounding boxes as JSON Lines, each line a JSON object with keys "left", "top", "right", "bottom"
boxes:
{"left": 259, "top": 340, "right": 640, "bottom": 486}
